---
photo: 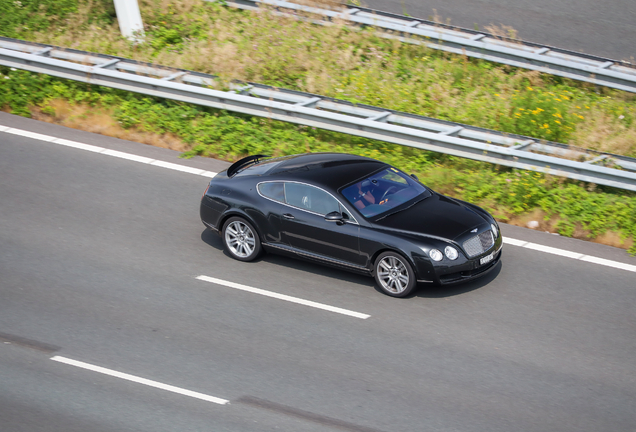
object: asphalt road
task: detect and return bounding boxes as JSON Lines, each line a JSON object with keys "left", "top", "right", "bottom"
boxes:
{"left": 1, "top": 112, "right": 636, "bottom": 431}
{"left": 362, "top": 0, "right": 636, "bottom": 61}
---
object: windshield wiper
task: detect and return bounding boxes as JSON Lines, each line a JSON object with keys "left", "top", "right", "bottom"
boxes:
{"left": 374, "top": 196, "right": 428, "bottom": 221}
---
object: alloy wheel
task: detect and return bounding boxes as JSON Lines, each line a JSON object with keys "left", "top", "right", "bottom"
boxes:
{"left": 225, "top": 220, "right": 256, "bottom": 258}
{"left": 377, "top": 255, "right": 410, "bottom": 294}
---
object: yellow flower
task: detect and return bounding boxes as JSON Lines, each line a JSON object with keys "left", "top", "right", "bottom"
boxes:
{"left": 555, "top": 120, "right": 561, "bottom": 124}
{"left": 527, "top": 86, "right": 533, "bottom": 91}
{"left": 543, "top": 123, "right": 549, "bottom": 128}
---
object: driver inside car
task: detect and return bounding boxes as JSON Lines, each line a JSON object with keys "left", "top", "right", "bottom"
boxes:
{"left": 352, "top": 179, "right": 376, "bottom": 210}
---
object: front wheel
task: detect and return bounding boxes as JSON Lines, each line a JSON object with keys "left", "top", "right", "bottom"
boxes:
{"left": 374, "top": 252, "right": 417, "bottom": 297}
{"left": 222, "top": 217, "right": 262, "bottom": 262}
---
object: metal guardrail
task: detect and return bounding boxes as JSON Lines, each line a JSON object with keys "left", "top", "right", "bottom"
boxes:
{"left": 222, "top": 0, "right": 636, "bottom": 94}
{"left": 1, "top": 37, "right": 635, "bottom": 191}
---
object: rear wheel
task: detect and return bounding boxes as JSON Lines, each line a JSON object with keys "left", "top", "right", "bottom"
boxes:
{"left": 374, "top": 252, "right": 417, "bottom": 297}
{"left": 222, "top": 217, "right": 262, "bottom": 262}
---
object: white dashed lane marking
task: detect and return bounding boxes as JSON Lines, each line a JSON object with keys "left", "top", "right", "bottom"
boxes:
{"left": 2, "top": 123, "right": 635, "bottom": 274}
{"left": 51, "top": 356, "right": 229, "bottom": 405}
{"left": 196, "top": 275, "right": 371, "bottom": 319}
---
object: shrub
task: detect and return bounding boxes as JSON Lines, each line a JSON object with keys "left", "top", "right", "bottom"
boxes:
{"left": 2, "top": 66, "right": 634, "bottom": 254}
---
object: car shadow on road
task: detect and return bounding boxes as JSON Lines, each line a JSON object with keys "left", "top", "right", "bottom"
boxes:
{"left": 201, "top": 228, "right": 377, "bottom": 287}
{"left": 413, "top": 261, "right": 503, "bottom": 298}
{"left": 201, "top": 229, "right": 502, "bottom": 298}
{"left": 201, "top": 227, "right": 233, "bottom": 259}
{"left": 263, "top": 254, "right": 378, "bottom": 288}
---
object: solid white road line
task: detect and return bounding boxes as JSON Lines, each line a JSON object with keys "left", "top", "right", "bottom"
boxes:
{"left": 523, "top": 242, "right": 585, "bottom": 259}
{"left": 196, "top": 275, "right": 371, "bottom": 319}
{"left": 102, "top": 148, "right": 155, "bottom": 163}
{"left": 2, "top": 125, "right": 217, "bottom": 178}
{"left": 2, "top": 123, "right": 635, "bottom": 273}
{"left": 580, "top": 255, "right": 636, "bottom": 272}
{"left": 150, "top": 159, "right": 209, "bottom": 175}
{"left": 55, "top": 138, "right": 104, "bottom": 153}
{"left": 5, "top": 127, "right": 57, "bottom": 142}
{"left": 502, "top": 237, "right": 636, "bottom": 273}
{"left": 51, "top": 356, "right": 229, "bottom": 405}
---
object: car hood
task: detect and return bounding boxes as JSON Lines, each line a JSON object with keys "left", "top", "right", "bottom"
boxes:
{"left": 371, "top": 193, "right": 490, "bottom": 241}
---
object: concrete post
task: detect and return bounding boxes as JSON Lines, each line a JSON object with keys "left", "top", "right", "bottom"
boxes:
{"left": 113, "top": 0, "right": 145, "bottom": 42}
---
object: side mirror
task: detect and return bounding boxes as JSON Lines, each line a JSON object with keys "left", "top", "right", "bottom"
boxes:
{"left": 324, "top": 211, "right": 344, "bottom": 224}
{"left": 410, "top": 173, "right": 419, "bottom": 181}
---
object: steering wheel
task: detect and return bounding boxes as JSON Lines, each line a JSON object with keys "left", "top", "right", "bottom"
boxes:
{"left": 380, "top": 186, "right": 398, "bottom": 203}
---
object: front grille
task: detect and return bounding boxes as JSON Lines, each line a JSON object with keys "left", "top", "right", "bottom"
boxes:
{"left": 463, "top": 230, "right": 495, "bottom": 257}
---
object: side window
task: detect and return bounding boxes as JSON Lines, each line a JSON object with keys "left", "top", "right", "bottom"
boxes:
{"left": 284, "top": 183, "right": 312, "bottom": 210}
{"left": 258, "top": 182, "right": 285, "bottom": 203}
{"left": 284, "top": 183, "right": 340, "bottom": 215}
{"left": 340, "top": 204, "right": 352, "bottom": 221}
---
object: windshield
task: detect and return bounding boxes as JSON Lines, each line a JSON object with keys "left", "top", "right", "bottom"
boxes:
{"left": 341, "top": 167, "right": 430, "bottom": 218}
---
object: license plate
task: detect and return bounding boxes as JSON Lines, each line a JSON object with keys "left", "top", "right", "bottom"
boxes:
{"left": 480, "top": 252, "right": 494, "bottom": 265}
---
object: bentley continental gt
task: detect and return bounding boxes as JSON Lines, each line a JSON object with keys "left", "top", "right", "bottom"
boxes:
{"left": 200, "top": 153, "right": 502, "bottom": 297}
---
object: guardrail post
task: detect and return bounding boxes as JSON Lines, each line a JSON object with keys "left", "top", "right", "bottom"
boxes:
{"left": 113, "top": 0, "right": 145, "bottom": 42}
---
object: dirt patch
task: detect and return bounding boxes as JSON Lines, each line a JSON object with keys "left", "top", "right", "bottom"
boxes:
{"left": 505, "top": 209, "right": 632, "bottom": 251}
{"left": 30, "top": 99, "right": 191, "bottom": 152}
{"left": 10, "top": 99, "right": 634, "bottom": 253}
{"left": 592, "top": 231, "right": 634, "bottom": 250}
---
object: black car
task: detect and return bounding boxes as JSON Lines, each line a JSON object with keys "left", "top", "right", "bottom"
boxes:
{"left": 200, "top": 153, "right": 502, "bottom": 297}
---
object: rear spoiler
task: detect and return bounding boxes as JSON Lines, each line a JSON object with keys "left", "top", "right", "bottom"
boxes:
{"left": 226, "top": 154, "right": 270, "bottom": 177}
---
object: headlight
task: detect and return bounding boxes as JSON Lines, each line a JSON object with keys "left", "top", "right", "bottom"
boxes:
{"left": 491, "top": 223, "right": 498, "bottom": 238}
{"left": 444, "top": 246, "right": 458, "bottom": 260}
{"left": 429, "top": 249, "right": 443, "bottom": 262}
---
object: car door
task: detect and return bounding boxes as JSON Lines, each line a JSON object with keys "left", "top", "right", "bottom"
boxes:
{"left": 281, "top": 182, "right": 363, "bottom": 267}
{"left": 255, "top": 181, "right": 287, "bottom": 245}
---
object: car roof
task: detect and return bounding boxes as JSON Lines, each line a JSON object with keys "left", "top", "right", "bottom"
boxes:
{"left": 262, "top": 153, "right": 387, "bottom": 190}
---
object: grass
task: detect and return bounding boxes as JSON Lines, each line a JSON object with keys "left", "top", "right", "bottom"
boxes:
{"left": 0, "top": 0, "right": 635, "bottom": 254}
{"left": 2, "top": 67, "right": 635, "bottom": 254}
{"left": 4, "top": 0, "right": 634, "bottom": 156}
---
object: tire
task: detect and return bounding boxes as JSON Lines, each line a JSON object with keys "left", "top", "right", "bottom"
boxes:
{"left": 374, "top": 251, "right": 417, "bottom": 297}
{"left": 222, "top": 217, "right": 262, "bottom": 262}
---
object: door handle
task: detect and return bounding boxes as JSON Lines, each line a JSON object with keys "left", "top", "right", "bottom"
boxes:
{"left": 282, "top": 213, "right": 295, "bottom": 219}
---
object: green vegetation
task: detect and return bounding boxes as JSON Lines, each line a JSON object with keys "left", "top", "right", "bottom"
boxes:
{"left": 0, "top": 0, "right": 635, "bottom": 254}
{"left": 2, "top": 67, "right": 635, "bottom": 253}
{"left": 4, "top": 0, "right": 634, "bottom": 155}
{"left": 0, "top": 0, "right": 80, "bottom": 39}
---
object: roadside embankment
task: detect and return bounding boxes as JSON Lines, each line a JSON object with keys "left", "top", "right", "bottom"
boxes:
{"left": 1, "top": 0, "right": 635, "bottom": 254}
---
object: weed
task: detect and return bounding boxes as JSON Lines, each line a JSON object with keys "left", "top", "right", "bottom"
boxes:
{"left": 2, "top": 0, "right": 634, "bottom": 156}
{"left": 2, "top": 66, "right": 634, "bottom": 255}
{"left": 2, "top": 3, "right": 636, "bottom": 254}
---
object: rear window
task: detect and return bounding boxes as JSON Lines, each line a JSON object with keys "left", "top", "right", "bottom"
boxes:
{"left": 234, "top": 160, "right": 283, "bottom": 177}
{"left": 257, "top": 182, "right": 285, "bottom": 202}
